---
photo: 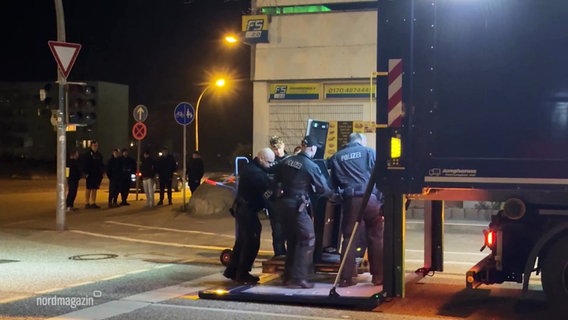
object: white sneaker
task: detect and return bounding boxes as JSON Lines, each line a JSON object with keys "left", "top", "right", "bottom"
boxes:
{"left": 66, "top": 207, "right": 71, "bottom": 212}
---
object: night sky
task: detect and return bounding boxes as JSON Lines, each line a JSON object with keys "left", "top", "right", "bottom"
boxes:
{"left": 1, "top": 0, "right": 253, "bottom": 170}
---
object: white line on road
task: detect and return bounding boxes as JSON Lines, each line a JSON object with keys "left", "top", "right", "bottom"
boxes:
{"left": 150, "top": 303, "right": 350, "bottom": 320}
{"left": 105, "top": 220, "right": 235, "bottom": 238}
{"left": 69, "top": 229, "right": 274, "bottom": 255}
{"left": 105, "top": 220, "right": 274, "bottom": 243}
{"left": 405, "top": 249, "right": 487, "bottom": 257}
{"left": 48, "top": 270, "right": 350, "bottom": 320}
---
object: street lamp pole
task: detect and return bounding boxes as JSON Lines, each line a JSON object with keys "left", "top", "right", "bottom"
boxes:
{"left": 194, "top": 78, "right": 225, "bottom": 151}
{"left": 194, "top": 86, "right": 210, "bottom": 152}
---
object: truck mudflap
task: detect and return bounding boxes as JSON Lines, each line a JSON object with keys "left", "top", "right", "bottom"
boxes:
{"left": 466, "top": 254, "right": 498, "bottom": 289}
{"left": 198, "top": 273, "right": 385, "bottom": 310}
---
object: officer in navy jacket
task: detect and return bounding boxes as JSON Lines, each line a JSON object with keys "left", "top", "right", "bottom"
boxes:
{"left": 273, "top": 135, "right": 332, "bottom": 289}
{"left": 328, "top": 132, "right": 384, "bottom": 287}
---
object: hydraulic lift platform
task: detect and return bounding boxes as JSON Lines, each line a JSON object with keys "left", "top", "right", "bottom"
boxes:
{"left": 198, "top": 272, "right": 385, "bottom": 310}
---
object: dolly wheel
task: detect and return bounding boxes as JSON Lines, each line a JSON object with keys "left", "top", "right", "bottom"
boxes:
{"left": 220, "top": 249, "right": 233, "bottom": 266}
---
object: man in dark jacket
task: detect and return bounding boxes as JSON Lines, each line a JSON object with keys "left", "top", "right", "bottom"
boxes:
{"left": 187, "top": 150, "right": 204, "bottom": 193}
{"left": 106, "top": 148, "right": 122, "bottom": 208}
{"left": 156, "top": 147, "right": 177, "bottom": 205}
{"left": 66, "top": 149, "right": 82, "bottom": 211}
{"left": 120, "top": 148, "right": 136, "bottom": 206}
{"left": 223, "top": 148, "right": 275, "bottom": 284}
{"left": 273, "top": 135, "right": 332, "bottom": 288}
{"left": 83, "top": 140, "right": 104, "bottom": 209}
{"left": 328, "top": 132, "right": 383, "bottom": 287}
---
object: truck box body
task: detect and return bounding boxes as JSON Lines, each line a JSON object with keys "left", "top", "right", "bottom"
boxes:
{"left": 376, "top": 1, "right": 568, "bottom": 312}
{"left": 376, "top": 0, "right": 568, "bottom": 196}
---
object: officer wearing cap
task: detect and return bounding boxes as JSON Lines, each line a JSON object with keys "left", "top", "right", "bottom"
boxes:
{"left": 327, "top": 132, "right": 384, "bottom": 287}
{"left": 273, "top": 135, "right": 332, "bottom": 288}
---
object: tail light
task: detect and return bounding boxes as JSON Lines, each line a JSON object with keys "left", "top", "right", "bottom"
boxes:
{"left": 484, "top": 229, "right": 496, "bottom": 249}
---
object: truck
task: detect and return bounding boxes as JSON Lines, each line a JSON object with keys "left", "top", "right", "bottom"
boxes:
{"left": 375, "top": 0, "right": 568, "bottom": 313}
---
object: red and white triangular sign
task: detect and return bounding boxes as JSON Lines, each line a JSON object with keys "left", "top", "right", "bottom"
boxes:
{"left": 48, "top": 41, "right": 81, "bottom": 79}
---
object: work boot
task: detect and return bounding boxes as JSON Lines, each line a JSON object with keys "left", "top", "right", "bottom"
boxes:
{"left": 222, "top": 268, "right": 236, "bottom": 281}
{"left": 235, "top": 273, "right": 259, "bottom": 284}
{"left": 157, "top": 200, "right": 163, "bottom": 206}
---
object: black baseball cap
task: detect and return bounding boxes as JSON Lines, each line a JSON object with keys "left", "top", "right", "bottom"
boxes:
{"left": 301, "top": 135, "right": 319, "bottom": 147}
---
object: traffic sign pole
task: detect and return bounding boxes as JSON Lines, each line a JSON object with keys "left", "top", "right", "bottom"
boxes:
{"left": 132, "top": 106, "right": 148, "bottom": 201}
{"left": 174, "top": 102, "right": 195, "bottom": 212}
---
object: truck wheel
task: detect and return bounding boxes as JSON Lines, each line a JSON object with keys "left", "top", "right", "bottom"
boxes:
{"left": 220, "top": 249, "right": 233, "bottom": 266}
{"left": 541, "top": 235, "right": 568, "bottom": 313}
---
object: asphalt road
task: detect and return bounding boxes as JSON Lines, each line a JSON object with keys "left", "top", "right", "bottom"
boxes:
{"left": 0, "top": 177, "right": 560, "bottom": 319}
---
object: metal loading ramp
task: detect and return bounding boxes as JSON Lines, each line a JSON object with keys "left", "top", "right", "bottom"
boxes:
{"left": 198, "top": 272, "right": 385, "bottom": 310}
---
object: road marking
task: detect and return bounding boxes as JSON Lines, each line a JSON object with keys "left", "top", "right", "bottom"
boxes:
{"left": 406, "top": 259, "right": 473, "bottom": 266}
{"left": 150, "top": 303, "right": 350, "bottom": 319}
{"left": 406, "top": 220, "right": 487, "bottom": 227}
{"left": 406, "top": 249, "right": 487, "bottom": 257}
{"left": 105, "top": 221, "right": 235, "bottom": 238}
{"left": 69, "top": 229, "right": 274, "bottom": 255}
{"left": 48, "top": 270, "right": 348, "bottom": 320}
{"left": 105, "top": 220, "right": 273, "bottom": 243}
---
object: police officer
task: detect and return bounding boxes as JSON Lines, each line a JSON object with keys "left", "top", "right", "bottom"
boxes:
{"left": 328, "top": 132, "right": 383, "bottom": 287}
{"left": 223, "top": 148, "right": 275, "bottom": 284}
{"left": 274, "top": 135, "right": 332, "bottom": 288}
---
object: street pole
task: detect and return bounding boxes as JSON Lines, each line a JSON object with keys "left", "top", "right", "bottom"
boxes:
{"left": 182, "top": 124, "right": 187, "bottom": 211}
{"left": 194, "top": 86, "right": 210, "bottom": 152}
{"left": 54, "top": 0, "right": 67, "bottom": 231}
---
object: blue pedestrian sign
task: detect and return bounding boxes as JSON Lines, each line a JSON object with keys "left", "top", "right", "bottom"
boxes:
{"left": 174, "top": 102, "right": 195, "bottom": 126}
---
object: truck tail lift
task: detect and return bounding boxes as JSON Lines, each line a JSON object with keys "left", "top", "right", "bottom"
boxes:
{"left": 199, "top": 161, "right": 388, "bottom": 309}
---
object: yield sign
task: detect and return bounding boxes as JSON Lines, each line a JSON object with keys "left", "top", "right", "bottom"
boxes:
{"left": 48, "top": 41, "right": 81, "bottom": 79}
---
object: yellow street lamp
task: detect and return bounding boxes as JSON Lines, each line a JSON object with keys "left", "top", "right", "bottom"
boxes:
{"left": 224, "top": 35, "right": 238, "bottom": 44}
{"left": 195, "top": 78, "right": 226, "bottom": 151}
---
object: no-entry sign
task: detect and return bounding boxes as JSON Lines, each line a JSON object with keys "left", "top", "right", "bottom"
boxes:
{"left": 132, "top": 122, "right": 147, "bottom": 140}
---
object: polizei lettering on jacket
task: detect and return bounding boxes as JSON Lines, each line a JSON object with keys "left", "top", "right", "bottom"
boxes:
{"left": 286, "top": 160, "right": 303, "bottom": 170}
{"left": 340, "top": 151, "right": 362, "bottom": 162}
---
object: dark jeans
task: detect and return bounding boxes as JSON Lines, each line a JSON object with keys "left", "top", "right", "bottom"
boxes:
{"left": 66, "top": 178, "right": 79, "bottom": 208}
{"left": 120, "top": 178, "right": 130, "bottom": 203}
{"left": 159, "top": 178, "right": 172, "bottom": 201}
{"left": 108, "top": 179, "right": 120, "bottom": 204}
{"left": 268, "top": 203, "right": 287, "bottom": 256}
{"left": 276, "top": 198, "right": 315, "bottom": 282}
{"left": 225, "top": 205, "right": 262, "bottom": 276}
{"left": 340, "top": 194, "right": 384, "bottom": 280}
{"left": 189, "top": 179, "right": 201, "bottom": 193}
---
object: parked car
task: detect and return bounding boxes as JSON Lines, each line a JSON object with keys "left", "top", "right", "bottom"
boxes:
{"left": 130, "top": 171, "right": 184, "bottom": 192}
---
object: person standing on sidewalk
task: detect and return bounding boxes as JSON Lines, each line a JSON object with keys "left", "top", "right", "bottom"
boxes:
{"left": 106, "top": 148, "right": 122, "bottom": 208}
{"left": 120, "top": 148, "right": 136, "bottom": 206}
{"left": 140, "top": 150, "right": 156, "bottom": 208}
{"left": 66, "top": 149, "right": 82, "bottom": 212}
{"left": 83, "top": 140, "right": 104, "bottom": 209}
{"left": 328, "top": 132, "right": 384, "bottom": 287}
{"left": 187, "top": 150, "right": 204, "bottom": 194}
{"left": 156, "top": 147, "right": 177, "bottom": 205}
{"left": 223, "top": 148, "right": 275, "bottom": 284}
